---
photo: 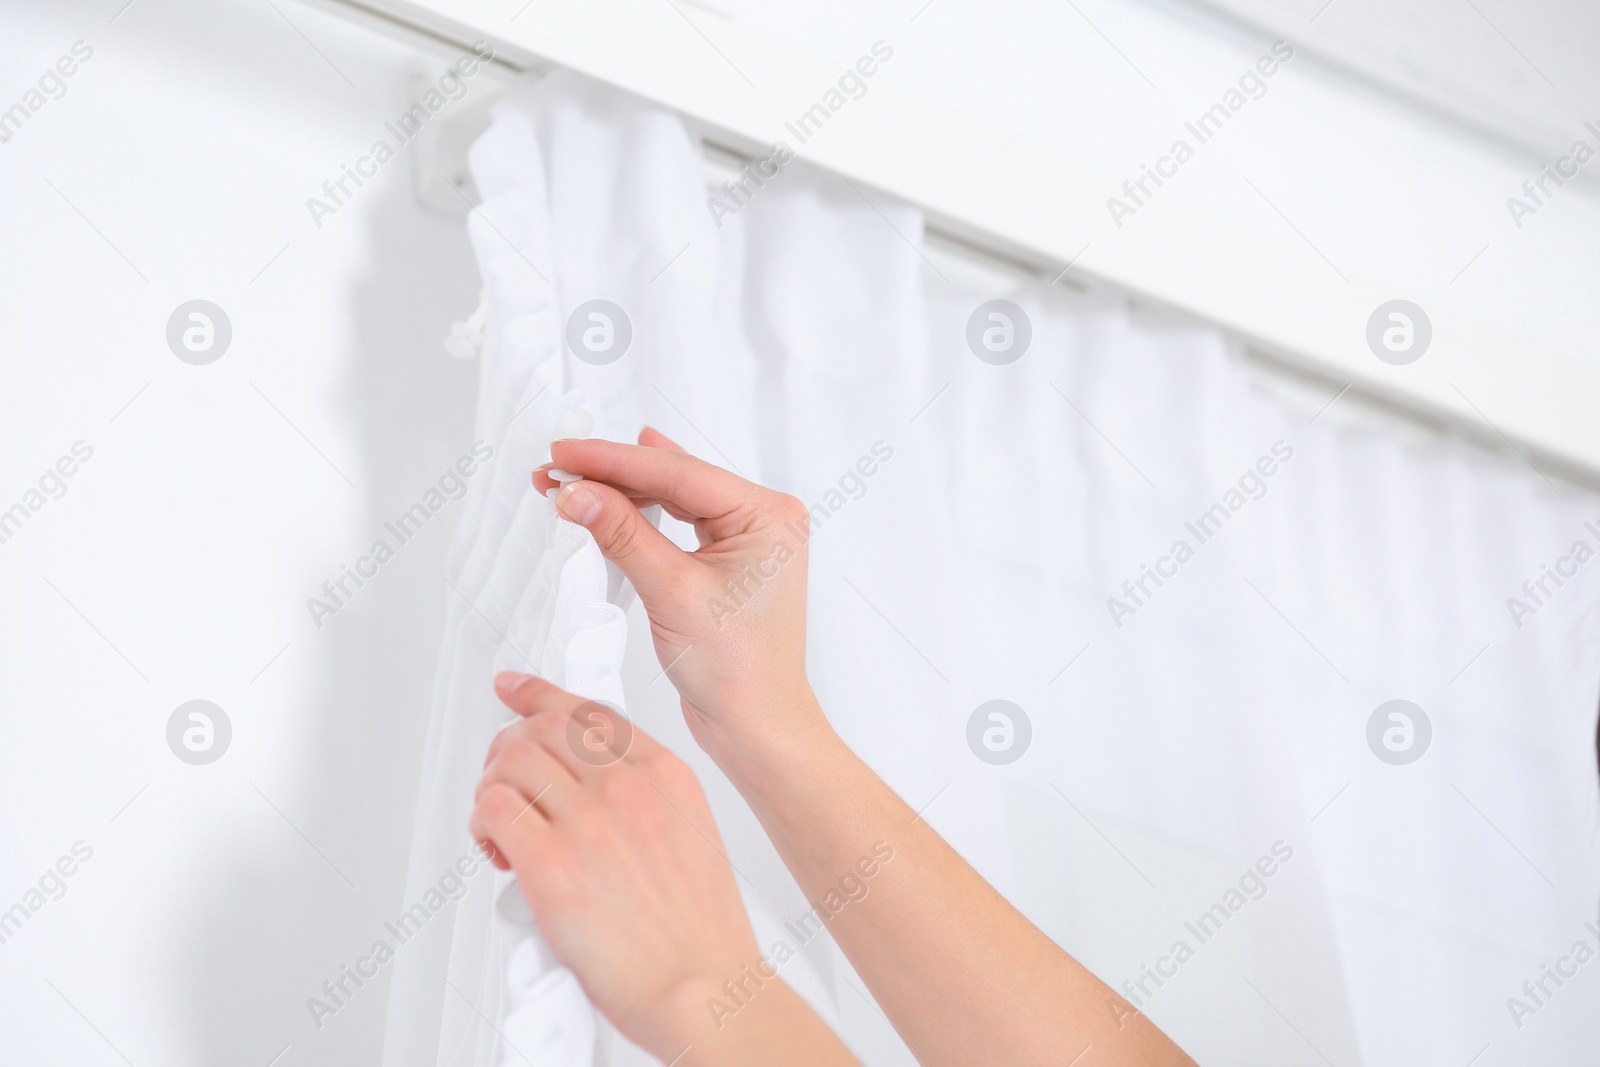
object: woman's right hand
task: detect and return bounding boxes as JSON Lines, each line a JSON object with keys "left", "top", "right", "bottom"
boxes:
{"left": 535, "top": 430, "right": 823, "bottom": 761}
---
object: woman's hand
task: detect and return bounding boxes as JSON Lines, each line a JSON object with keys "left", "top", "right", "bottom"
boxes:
{"left": 535, "top": 430, "right": 823, "bottom": 761}
{"left": 469, "top": 671, "right": 756, "bottom": 1055}
{"left": 469, "top": 671, "right": 860, "bottom": 1067}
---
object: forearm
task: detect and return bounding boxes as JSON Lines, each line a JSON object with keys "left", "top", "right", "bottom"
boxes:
{"left": 701, "top": 695, "right": 1195, "bottom": 1066}
{"left": 656, "top": 974, "right": 860, "bottom": 1067}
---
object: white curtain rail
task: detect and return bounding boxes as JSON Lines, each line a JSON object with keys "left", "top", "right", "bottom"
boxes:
{"left": 303, "top": 0, "right": 1600, "bottom": 489}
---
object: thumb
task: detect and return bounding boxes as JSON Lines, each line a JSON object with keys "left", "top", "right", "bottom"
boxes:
{"left": 555, "top": 478, "right": 686, "bottom": 601}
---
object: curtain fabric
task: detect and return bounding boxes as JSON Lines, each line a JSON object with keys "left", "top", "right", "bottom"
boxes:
{"left": 384, "top": 70, "right": 1600, "bottom": 1067}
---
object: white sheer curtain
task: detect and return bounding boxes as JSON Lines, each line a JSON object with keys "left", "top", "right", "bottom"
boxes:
{"left": 385, "top": 70, "right": 1600, "bottom": 1067}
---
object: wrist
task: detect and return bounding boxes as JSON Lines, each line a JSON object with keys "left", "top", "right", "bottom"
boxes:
{"left": 623, "top": 955, "right": 743, "bottom": 1060}
{"left": 655, "top": 971, "right": 846, "bottom": 1067}
{"left": 639, "top": 970, "right": 727, "bottom": 1061}
{"left": 695, "top": 685, "right": 841, "bottom": 787}
{"left": 645, "top": 964, "right": 788, "bottom": 1062}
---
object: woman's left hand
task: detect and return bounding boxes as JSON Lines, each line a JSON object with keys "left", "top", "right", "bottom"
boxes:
{"left": 469, "top": 671, "right": 760, "bottom": 1059}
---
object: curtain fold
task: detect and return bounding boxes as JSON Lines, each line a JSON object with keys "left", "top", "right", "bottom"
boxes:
{"left": 385, "top": 69, "right": 1600, "bottom": 1067}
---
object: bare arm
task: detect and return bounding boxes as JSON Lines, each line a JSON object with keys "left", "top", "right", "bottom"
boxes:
{"left": 537, "top": 431, "right": 1196, "bottom": 1065}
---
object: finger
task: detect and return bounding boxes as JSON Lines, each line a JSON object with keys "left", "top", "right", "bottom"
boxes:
{"left": 550, "top": 438, "right": 756, "bottom": 521}
{"left": 534, "top": 478, "right": 687, "bottom": 512}
{"left": 476, "top": 838, "right": 510, "bottom": 871}
{"left": 494, "top": 672, "right": 566, "bottom": 719}
{"left": 482, "top": 674, "right": 555, "bottom": 773}
{"left": 631, "top": 429, "right": 696, "bottom": 526}
{"left": 483, "top": 711, "right": 549, "bottom": 771}
{"left": 491, "top": 673, "right": 610, "bottom": 778}
{"left": 494, "top": 677, "right": 640, "bottom": 782}
{"left": 471, "top": 783, "right": 549, "bottom": 871}
{"left": 637, "top": 426, "right": 686, "bottom": 453}
{"left": 530, "top": 469, "right": 698, "bottom": 526}
{"left": 534, "top": 446, "right": 697, "bottom": 524}
{"left": 589, "top": 490, "right": 702, "bottom": 528}
{"left": 532, "top": 465, "right": 591, "bottom": 497}
{"left": 533, "top": 428, "right": 684, "bottom": 494}
{"left": 478, "top": 736, "right": 576, "bottom": 816}
{"left": 524, "top": 693, "right": 658, "bottom": 780}
{"left": 553, "top": 478, "right": 695, "bottom": 604}
{"left": 488, "top": 674, "right": 596, "bottom": 777}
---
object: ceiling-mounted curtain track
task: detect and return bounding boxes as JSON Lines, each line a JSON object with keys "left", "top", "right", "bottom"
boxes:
{"left": 301, "top": 0, "right": 1600, "bottom": 489}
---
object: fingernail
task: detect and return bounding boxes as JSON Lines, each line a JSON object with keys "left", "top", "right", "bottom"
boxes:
{"left": 495, "top": 671, "right": 534, "bottom": 695}
{"left": 556, "top": 481, "right": 602, "bottom": 525}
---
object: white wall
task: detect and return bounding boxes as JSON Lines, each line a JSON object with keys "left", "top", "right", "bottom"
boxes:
{"left": 0, "top": 2, "right": 481, "bottom": 1063}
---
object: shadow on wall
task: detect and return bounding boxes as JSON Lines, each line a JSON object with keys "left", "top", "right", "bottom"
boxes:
{"left": 177, "top": 173, "right": 480, "bottom": 1061}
